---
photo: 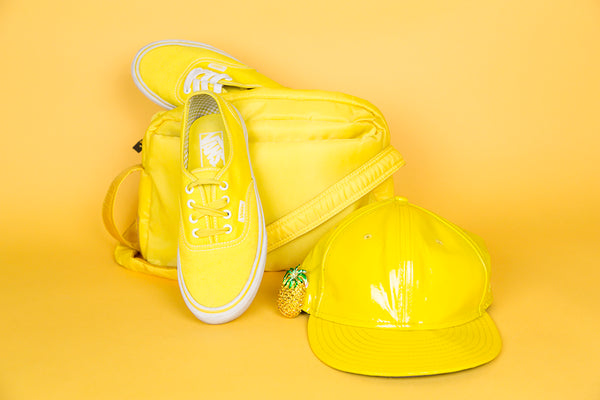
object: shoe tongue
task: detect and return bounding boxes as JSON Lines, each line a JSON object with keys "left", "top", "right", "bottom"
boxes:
{"left": 187, "top": 114, "right": 227, "bottom": 172}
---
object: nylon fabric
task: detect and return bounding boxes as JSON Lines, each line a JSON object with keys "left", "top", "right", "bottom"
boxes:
{"left": 104, "top": 88, "right": 404, "bottom": 275}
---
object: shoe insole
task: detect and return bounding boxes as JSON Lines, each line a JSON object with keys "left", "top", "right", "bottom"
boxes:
{"left": 187, "top": 113, "right": 228, "bottom": 171}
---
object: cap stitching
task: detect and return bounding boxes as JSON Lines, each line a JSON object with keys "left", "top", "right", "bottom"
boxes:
{"left": 315, "top": 198, "right": 397, "bottom": 313}
{"left": 311, "top": 309, "right": 487, "bottom": 330}
{"left": 410, "top": 203, "right": 491, "bottom": 313}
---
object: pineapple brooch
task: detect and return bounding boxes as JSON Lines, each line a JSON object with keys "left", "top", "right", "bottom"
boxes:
{"left": 277, "top": 265, "right": 308, "bottom": 318}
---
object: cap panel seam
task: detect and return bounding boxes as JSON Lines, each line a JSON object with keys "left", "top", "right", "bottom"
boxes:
{"left": 315, "top": 198, "right": 396, "bottom": 314}
{"left": 410, "top": 203, "right": 490, "bottom": 312}
{"left": 402, "top": 201, "right": 412, "bottom": 326}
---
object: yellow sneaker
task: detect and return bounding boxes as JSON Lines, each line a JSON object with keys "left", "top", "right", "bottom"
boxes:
{"left": 132, "top": 39, "right": 283, "bottom": 109}
{"left": 177, "top": 91, "right": 267, "bottom": 324}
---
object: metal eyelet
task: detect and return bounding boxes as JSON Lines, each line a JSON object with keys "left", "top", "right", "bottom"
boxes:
{"left": 187, "top": 199, "right": 195, "bottom": 209}
{"left": 220, "top": 181, "right": 229, "bottom": 190}
{"left": 185, "top": 185, "right": 194, "bottom": 194}
{"left": 192, "top": 228, "right": 199, "bottom": 238}
{"left": 189, "top": 215, "right": 198, "bottom": 224}
{"left": 222, "top": 195, "right": 230, "bottom": 204}
{"left": 224, "top": 224, "right": 233, "bottom": 234}
{"left": 223, "top": 210, "right": 232, "bottom": 219}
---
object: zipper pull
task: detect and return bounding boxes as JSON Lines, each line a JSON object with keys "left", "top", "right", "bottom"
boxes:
{"left": 132, "top": 139, "right": 143, "bottom": 153}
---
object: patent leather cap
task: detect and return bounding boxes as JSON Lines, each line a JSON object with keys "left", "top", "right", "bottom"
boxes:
{"left": 300, "top": 197, "right": 501, "bottom": 376}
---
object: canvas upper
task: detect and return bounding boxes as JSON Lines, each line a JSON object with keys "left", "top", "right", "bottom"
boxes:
{"left": 132, "top": 39, "right": 283, "bottom": 109}
{"left": 177, "top": 91, "right": 267, "bottom": 324}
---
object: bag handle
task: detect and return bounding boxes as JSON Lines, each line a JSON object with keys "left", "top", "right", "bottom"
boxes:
{"left": 266, "top": 145, "right": 404, "bottom": 252}
{"left": 102, "top": 164, "right": 143, "bottom": 251}
{"left": 105, "top": 146, "right": 403, "bottom": 275}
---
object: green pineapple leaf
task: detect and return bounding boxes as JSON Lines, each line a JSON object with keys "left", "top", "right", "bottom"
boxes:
{"left": 282, "top": 265, "right": 308, "bottom": 289}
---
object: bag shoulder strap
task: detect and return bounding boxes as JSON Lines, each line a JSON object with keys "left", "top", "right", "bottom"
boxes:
{"left": 106, "top": 146, "right": 403, "bottom": 275}
{"left": 102, "top": 164, "right": 143, "bottom": 251}
{"left": 266, "top": 145, "right": 404, "bottom": 252}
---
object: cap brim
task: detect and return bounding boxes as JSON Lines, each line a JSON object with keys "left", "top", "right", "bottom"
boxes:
{"left": 307, "top": 312, "right": 501, "bottom": 377}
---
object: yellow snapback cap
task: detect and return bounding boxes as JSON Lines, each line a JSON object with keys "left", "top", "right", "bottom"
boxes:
{"left": 298, "top": 197, "right": 501, "bottom": 376}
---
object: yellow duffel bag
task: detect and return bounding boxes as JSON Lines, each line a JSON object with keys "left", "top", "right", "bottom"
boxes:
{"left": 103, "top": 88, "right": 405, "bottom": 278}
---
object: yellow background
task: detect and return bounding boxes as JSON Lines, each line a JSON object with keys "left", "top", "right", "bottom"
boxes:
{"left": 1, "top": 0, "right": 599, "bottom": 398}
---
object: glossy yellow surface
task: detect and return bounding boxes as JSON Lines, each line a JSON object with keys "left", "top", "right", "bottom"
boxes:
{"left": 301, "top": 197, "right": 501, "bottom": 376}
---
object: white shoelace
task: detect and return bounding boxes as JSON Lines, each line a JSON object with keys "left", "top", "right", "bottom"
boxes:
{"left": 183, "top": 68, "right": 233, "bottom": 94}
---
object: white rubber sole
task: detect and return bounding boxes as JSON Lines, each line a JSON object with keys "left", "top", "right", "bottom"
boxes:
{"left": 176, "top": 98, "right": 266, "bottom": 324}
{"left": 131, "top": 39, "right": 243, "bottom": 110}
{"left": 176, "top": 202, "right": 266, "bottom": 325}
